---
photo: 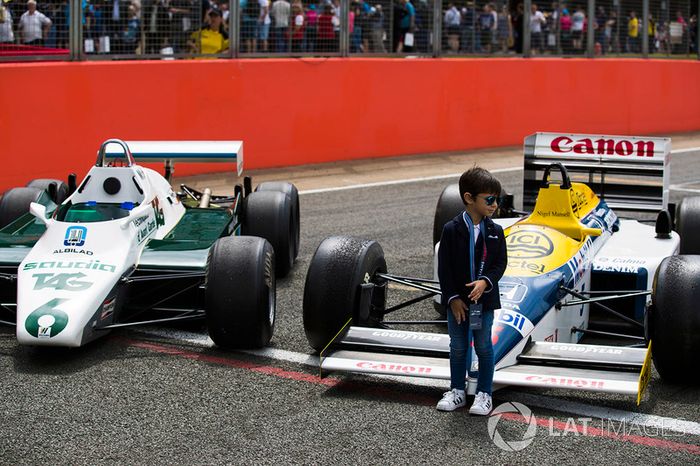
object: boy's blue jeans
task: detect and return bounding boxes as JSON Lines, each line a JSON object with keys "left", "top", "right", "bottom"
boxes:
{"left": 447, "top": 305, "right": 494, "bottom": 395}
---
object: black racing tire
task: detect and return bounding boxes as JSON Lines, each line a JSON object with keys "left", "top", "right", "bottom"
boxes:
{"left": 256, "top": 182, "right": 300, "bottom": 260}
{"left": 0, "top": 187, "right": 44, "bottom": 229}
{"left": 650, "top": 255, "right": 700, "bottom": 384}
{"left": 242, "top": 190, "right": 294, "bottom": 278}
{"left": 433, "top": 184, "right": 464, "bottom": 245}
{"left": 205, "top": 236, "right": 276, "bottom": 349}
{"left": 675, "top": 196, "right": 700, "bottom": 254}
{"left": 303, "top": 236, "right": 387, "bottom": 352}
{"left": 26, "top": 179, "right": 69, "bottom": 204}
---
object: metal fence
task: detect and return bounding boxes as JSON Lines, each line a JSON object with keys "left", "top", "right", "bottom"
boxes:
{"left": 0, "top": 0, "right": 696, "bottom": 60}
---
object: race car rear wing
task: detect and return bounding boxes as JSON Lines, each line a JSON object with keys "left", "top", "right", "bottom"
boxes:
{"left": 104, "top": 140, "right": 244, "bottom": 180}
{"left": 523, "top": 133, "right": 671, "bottom": 214}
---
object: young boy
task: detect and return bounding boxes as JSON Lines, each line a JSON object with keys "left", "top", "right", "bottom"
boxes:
{"left": 436, "top": 167, "right": 507, "bottom": 415}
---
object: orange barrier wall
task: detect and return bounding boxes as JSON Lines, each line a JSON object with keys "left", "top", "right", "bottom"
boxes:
{"left": 1, "top": 58, "right": 700, "bottom": 191}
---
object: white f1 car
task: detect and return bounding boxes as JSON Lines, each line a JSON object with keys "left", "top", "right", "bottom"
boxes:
{"left": 0, "top": 139, "right": 300, "bottom": 349}
{"left": 302, "top": 133, "right": 700, "bottom": 404}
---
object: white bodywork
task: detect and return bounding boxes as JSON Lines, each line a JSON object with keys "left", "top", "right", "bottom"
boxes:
{"left": 14, "top": 139, "right": 243, "bottom": 347}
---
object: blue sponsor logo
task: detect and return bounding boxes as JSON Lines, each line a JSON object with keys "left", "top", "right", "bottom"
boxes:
{"left": 64, "top": 226, "right": 87, "bottom": 247}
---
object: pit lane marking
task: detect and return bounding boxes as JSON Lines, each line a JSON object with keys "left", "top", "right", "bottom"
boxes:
{"left": 137, "top": 328, "right": 700, "bottom": 437}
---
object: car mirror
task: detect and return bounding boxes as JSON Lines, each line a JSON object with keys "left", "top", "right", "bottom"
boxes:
{"left": 29, "top": 202, "right": 51, "bottom": 226}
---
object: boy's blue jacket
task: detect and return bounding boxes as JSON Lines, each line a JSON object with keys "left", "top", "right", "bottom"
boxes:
{"left": 437, "top": 213, "right": 507, "bottom": 311}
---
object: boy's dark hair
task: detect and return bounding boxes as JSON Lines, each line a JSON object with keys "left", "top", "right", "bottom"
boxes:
{"left": 458, "top": 166, "right": 502, "bottom": 205}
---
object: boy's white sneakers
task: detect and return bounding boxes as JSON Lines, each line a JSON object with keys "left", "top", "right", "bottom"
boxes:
{"left": 469, "top": 392, "right": 493, "bottom": 415}
{"left": 436, "top": 388, "right": 466, "bottom": 411}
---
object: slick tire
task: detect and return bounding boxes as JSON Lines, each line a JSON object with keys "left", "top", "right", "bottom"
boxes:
{"left": 26, "top": 179, "right": 69, "bottom": 205}
{"left": 205, "top": 236, "right": 276, "bottom": 349}
{"left": 650, "top": 255, "right": 700, "bottom": 384}
{"left": 0, "top": 187, "right": 44, "bottom": 229}
{"left": 303, "top": 236, "right": 387, "bottom": 352}
{"left": 675, "top": 196, "right": 700, "bottom": 254}
{"left": 255, "top": 182, "right": 300, "bottom": 260}
{"left": 433, "top": 184, "right": 464, "bottom": 246}
{"left": 242, "top": 190, "right": 294, "bottom": 278}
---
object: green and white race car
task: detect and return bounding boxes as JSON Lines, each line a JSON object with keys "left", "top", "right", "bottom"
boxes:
{"left": 0, "top": 139, "right": 299, "bottom": 349}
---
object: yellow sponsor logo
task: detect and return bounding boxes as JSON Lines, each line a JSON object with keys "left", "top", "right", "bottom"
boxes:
{"left": 637, "top": 341, "right": 653, "bottom": 405}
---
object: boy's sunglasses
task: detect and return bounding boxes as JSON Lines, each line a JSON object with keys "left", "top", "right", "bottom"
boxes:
{"left": 477, "top": 195, "right": 501, "bottom": 206}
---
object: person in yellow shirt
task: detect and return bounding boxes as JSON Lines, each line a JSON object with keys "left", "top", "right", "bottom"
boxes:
{"left": 648, "top": 13, "right": 656, "bottom": 53}
{"left": 627, "top": 10, "right": 639, "bottom": 53}
{"left": 189, "top": 8, "right": 229, "bottom": 55}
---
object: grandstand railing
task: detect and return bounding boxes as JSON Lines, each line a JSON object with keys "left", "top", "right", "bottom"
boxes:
{"left": 0, "top": 0, "right": 697, "bottom": 61}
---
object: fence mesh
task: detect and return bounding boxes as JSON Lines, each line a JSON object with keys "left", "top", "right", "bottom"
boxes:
{"left": 0, "top": 0, "right": 696, "bottom": 59}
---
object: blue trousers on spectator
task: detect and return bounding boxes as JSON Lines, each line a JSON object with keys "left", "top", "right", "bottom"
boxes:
{"left": 274, "top": 27, "right": 288, "bottom": 52}
{"left": 447, "top": 306, "right": 495, "bottom": 395}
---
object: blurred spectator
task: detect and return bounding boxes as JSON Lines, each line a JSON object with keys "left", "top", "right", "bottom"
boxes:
{"left": 241, "top": 0, "right": 259, "bottom": 52}
{"left": 559, "top": 8, "right": 571, "bottom": 52}
{"left": 18, "top": 0, "right": 51, "bottom": 45}
{"left": 477, "top": 3, "right": 495, "bottom": 53}
{"left": 594, "top": 6, "right": 606, "bottom": 55}
{"left": 356, "top": 0, "right": 370, "bottom": 53}
{"left": 496, "top": 4, "right": 511, "bottom": 53}
{"left": 605, "top": 9, "right": 617, "bottom": 54}
{"left": 571, "top": 7, "right": 584, "bottom": 51}
{"left": 413, "top": 0, "right": 429, "bottom": 53}
{"left": 0, "top": 1, "right": 14, "bottom": 44}
{"left": 106, "top": 0, "right": 130, "bottom": 53}
{"left": 287, "top": 1, "right": 303, "bottom": 52}
{"left": 188, "top": 6, "right": 228, "bottom": 54}
{"left": 511, "top": 2, "right": 523, "bottom": 54}
{"left": 395, "top": 0, "right": 414, "bottom": 53}
{"left": 459, "top": 1, "right": 475, "bottom": 53}
{"left": 529, "top": 3, "right": 545, "bottom": 54}
{"left": 316, "top": 2, "right": 334, "bottom": 51}
{"left": 627, "top": 10, "right": 639, "bottom": 53}
{"left": 257, "top": 0, "right": 270, "bottom": 52}
{"left": 368, "top": 3, "right": 384, "bottom": 52}
{"left": 121, "top": 2, "right": 139, "bottom": 52}
{"left": 270, "top": 0, "right": 289, "bottom": 52}
{"left": 144, "top": 0, "right": 171, "bottom": 54}
{"left": 303, "top": 3, "right": 316, "bottom": 52}
{"left": 169, "top": 0, "right": 194, "bottom": 53}
{"left": 671, "top": 10, "right": 687, "bottom": 53}
{"left": 690, "top": 14, "right": 697, "bottom": 54}
{"left": 648, "top": 13, "right": 656, "bottom": 54}
{"left": 444, "top": 2, "right": 460, "bottom": 52}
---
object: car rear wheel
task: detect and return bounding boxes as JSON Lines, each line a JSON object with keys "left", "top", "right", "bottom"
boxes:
{"left": 650, "top": 255, "right": 700, "bottom": 384}
{"left": 303, "top": 236, "right": 387, "bottom": 352}
{"left": 675, "top": 196, "right": 700, "bottom": 254}
{"left": 256, "top": 182, "right": 300, "bottom": 260}
{"left": 433, "top": 184, "right": 463, "bottom": 246}
{"left": 205, "top": 236, "right": 276, "bottom": 349}
{"left": 26, "top": 179, "right": 69, "bottom": 205}
{"left": 242, "top": 190, "right": 295, "bottom": 278}
{"left": 0, "top": 187, "right": 44, "bottom": 229}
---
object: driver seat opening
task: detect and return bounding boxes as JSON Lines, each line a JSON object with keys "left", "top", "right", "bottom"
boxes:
{"left": 519, "top": 182, "right": 603, "bottom": 241}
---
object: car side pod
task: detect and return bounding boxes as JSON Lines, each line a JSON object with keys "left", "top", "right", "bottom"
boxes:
{"left": 650, "top": 255, "right": 700, "bottom": 384}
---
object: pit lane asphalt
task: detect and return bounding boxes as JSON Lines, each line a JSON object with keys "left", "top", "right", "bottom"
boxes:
{"left": 2, "top": 145, "right": 700, "bottom": 465}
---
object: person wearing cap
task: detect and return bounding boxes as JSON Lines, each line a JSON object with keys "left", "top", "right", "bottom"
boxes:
{"left": 18, "top": 0, "right": 52, "bottom": 45}
{"left": 188, "top": 7, "right": 228, "bottom": 55}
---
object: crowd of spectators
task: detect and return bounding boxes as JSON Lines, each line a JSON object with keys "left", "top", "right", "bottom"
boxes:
{"left": 441, "top": 1, "right": 698, "bottom": 55}
{"left": 0, "top": 0, "right": 696, "bottom": 56}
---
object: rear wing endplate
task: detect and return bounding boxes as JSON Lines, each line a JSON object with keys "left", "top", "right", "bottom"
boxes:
{"left": 104, "top": 140, "right": 244, "bottom": 179}
{"left": 523, "top": 133, "right": 671, "bottom": 214}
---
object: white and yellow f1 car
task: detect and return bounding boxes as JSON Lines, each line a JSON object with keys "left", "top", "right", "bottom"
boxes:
{"left": 302, "top": 132, "right": 700, "bottom": 404}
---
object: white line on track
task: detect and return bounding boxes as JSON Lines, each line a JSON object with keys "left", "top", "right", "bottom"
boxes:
{"left": 137, "top": 328, "right": 700, "bottom": 437}
{"left": 298, "top": 167, "right": 522, "bottom": 195}
{"left": 298, "top": 146, "right": 700, "bottom": 196}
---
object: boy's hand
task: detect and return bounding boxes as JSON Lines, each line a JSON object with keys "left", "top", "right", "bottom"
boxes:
{"left": 466, "top": 279, "right": 488, "bottom": 303}
{"left": 449, "top": 298, "right": 468, "bottom": 325}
